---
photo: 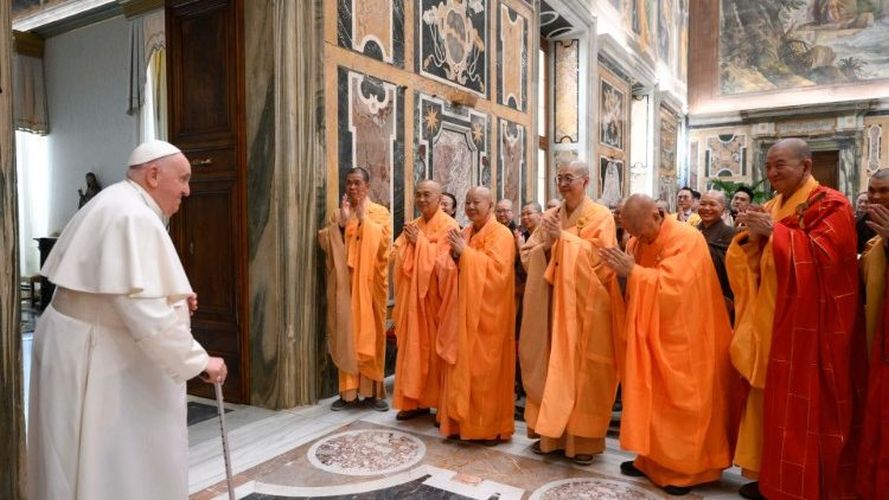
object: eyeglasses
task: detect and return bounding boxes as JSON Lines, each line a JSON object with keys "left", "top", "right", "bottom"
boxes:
{"left": 554, "top": 175, "right": 583, "bottom": 185}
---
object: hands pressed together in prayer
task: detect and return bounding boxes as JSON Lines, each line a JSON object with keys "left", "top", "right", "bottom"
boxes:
{"left": 866, "top": 203, "right": 889, "bottom": 240}
{"left": 599, "top": 247, "right": 635, "bottom": 277}
{"left": 404, "top": 221, "right": 420, "bottom": 245}
{"left": 735, "top": 205, "right": 772, "bottom": 241}
{"left": 337, "top": 195, "right": 366, "bottom": 228}
{"left": 447, "top": 227, "right": 466, "bottom": 259}
{"left": 540, "top": 211, "right": 561, "bottom": 248}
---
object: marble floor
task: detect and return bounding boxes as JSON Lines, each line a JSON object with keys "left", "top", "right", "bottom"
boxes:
{"left": 188, "top": 383, "right": 746, "bottom": 500}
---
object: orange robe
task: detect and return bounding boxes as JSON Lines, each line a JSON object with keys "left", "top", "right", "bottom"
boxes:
{"left": 438, "top": 217, "right": 516, "bottom": 440}
{"left": 728, "top": 177, "right": 865, "bottom": 499}
{"left": 611, "top": 217, "right": 734, "bottom": 487}
{"left": 318, "top": 201, "right": 392, "bottom": 400}
{"left": 519, "top": 197, "right": 617, "bottom": 457}
{"left": 392, "top": 208, "right": 459, "bottom": 411}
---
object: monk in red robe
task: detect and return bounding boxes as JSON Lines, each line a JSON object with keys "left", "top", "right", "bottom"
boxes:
{"left": 601, "top": 194, "right": 734, "bottom": 496}
{"left": 856, "top": 168, "right": 889, "bottom": 498}
{"left": 392, "top": 180, "right": 458, "bottom": 420}
{"left": 728, "top": 138, "right": 864, "bottom": 500}
{"left": 437, "top": 186, "right": 516, "bottom": 444}
{"left": 318, "top": 167, "right": 392, "bottom": 411}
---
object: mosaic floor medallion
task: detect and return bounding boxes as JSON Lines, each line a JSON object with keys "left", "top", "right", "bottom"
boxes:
{"left": 306, "top": 429, "right": 426, "bottom": 476}
{"left": 529, "top": 478, "right": 659, "bottom": 500}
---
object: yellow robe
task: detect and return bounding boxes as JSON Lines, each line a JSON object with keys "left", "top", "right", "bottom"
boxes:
{"left": 726, "top": 176, "right": 819, "bottom": 477}
{"left": 611, "top": 217, "right": 734, "bottom": 487}
{"left": 519, "top": 198, "right": 617, "bottom": 457}
{"left": 862, "top": 235, "right": 887, "bottom": 357}
{"left": 392, "top": 208, "right": 459, "bottom": 411}
{"left": 318, "top": 201, "right": 392, "bottom": 400}
{"left": 437, "top": 217, "right": 516, "bottom": 440}
{"left": 671, "top": 211, "right": 701, "bottom": 226}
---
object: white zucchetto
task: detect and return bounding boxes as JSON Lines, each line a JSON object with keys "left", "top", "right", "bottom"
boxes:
{"left": 127, "top": 140, "right": 182, "bottom": 167}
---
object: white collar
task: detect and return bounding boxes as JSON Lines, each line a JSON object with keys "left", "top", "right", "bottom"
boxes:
{"left": 125, "top": 179, "right": 168, "bottom": 224}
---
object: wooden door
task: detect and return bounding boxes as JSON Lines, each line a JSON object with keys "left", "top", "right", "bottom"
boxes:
{"left": 167, "top": 0, "right": 248, "bottom": 402}
{"left": 811, "top": 150, "right": 839, "bottom": 190}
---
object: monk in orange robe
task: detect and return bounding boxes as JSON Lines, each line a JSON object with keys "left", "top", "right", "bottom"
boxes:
{"left": 727, "top": 138, "right": 865, "bottom": 500}
{"left": 519, "top": 160, "right": 617, "bottom": 465}
{"left": 600, "top": 194, "right": 734, "bottom": 496}
{"left": 437, "top": 186, "right": 515, "bottom": 443}
{"left": 318, "top": 167, "right": 392, "bottom": 412}
{"left": 855, "top": 169, "right": 889, "bottom": 498}
{"left": 392, "top": 180, "right": 458, "bottom": 420}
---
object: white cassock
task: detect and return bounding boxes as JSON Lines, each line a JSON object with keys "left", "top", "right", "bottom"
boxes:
{"left": 28, "top": 179, "right": 209, "bottom": 500}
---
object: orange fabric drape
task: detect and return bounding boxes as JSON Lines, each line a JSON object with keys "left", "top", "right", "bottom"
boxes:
{"left": 392, "top": 209, "right": 458, "bottom": 411}
{"left": 318, "top": 201, "right": 391, "bottom": 396}
{"left": 437, "top": 218, "right": 515, "bottom": 440}
{"left": 611, "top": 217, "right": 734, "bottom": 487}
{"left": 519, "top": 198, "right": 617, "bottom": 455}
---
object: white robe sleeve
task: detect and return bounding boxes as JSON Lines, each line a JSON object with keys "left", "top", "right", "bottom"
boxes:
{"left": 110, "top": 295, "right": 209, "bottom": 384}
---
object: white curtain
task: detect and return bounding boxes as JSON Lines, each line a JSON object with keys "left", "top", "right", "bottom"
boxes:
{"left": 15, "top": 130, "right": 50, "bottom": 276}
{"left": 135, "top": 10, "right": 167, "bottom": 141}
{"left": 13, "top": 53, "right": 49, "bottom": 134}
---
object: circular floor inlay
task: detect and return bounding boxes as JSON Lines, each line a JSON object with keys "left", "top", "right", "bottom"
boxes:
{"left": 529, "top": 478, "right": 660, "bottom": 500}
{"left": 307, "top": 429, "right": 426, "bottom": 476}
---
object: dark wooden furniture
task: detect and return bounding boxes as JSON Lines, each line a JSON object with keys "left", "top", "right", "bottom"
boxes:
{"left": 167, "top": 0, "right": 248, "bottom": 403}
{"left": 35, "top": 236, "right": 57, "bottom": 310}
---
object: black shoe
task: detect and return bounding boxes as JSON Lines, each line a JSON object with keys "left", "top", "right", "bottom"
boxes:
{"left": 365, "top": 397, "right": 389, "bottom": 412}
{"left": 739, "top": 481, "right": 764, "bottom": 500}
{"left": 620, "top": 460, "right": 645, "bottom": 477}
{"left": 663, "top": 485, "right": 691, "bottom": 496}
{"left": 572, "top": 454, "right": 594, "bottom": 466}
{"left": 396, "top": 408, "right": 430, "bottom": 420}
{"left": 330, "top": 398, "right": 351, "bottom": 411}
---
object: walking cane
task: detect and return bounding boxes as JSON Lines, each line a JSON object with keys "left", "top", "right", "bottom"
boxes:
{"left": 214, "top": 382, "right": 236, "bottom": 500}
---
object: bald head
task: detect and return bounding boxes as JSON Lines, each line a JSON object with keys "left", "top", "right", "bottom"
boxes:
{"left": 546, "top": 198, "right": 562, "bottom": 209}
{"left": 415, "top": 179, "right": 443, "bottom": 219}
{"left": 766, "top": 138, "right": 813, "bottom": 198}
{"left": 622, "top": 194, "right": 664, "bottom": 243}
{"left": 566, "top": 160, "right": 590, "bottom": 177}
{"left": 698, "top": 190, "right": 727, "bottom": 226}
{"left": 557, "top": 160, "right": 591, "bottom": 208}
{"left": 466, "top": 186, "right": 494, "bottom": 228}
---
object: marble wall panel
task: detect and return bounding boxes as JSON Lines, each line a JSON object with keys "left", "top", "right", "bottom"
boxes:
{"left": 705, "top": 134, "right": 746, "bottom": 177}
{"left": 498, "top": 118, "right": 525, "bottom": 210}
{"left": 337, "top": 0, "right": 405, "bottom": 67}
{"left": 497, "top": 2, "right": 527, "bottom": 111}
{"left": 658, "top": 108, "right": 679, "bottom": 206}
{"left": 868, "top": 123, "right": 883, "bottom": 173}
{"left": 416, "top": 93, "right": 489, "bottom": 226}
{"left": 419, "top": 0, "right": 488, "bottom": 96}
{"left": 553, "top": 39, "right": 579, "bottom": 143}
{"left": 689, "top": 140, "right": 699, "bottom": 190}
{"left": 337, "top": 68, "right": 405, "bottom": 237}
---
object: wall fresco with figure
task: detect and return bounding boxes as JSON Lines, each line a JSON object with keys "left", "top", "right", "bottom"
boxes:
{"left": 720, "top": 0, "right": 889, "bottom": 95}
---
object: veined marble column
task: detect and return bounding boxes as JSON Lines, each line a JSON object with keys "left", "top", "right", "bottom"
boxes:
{"left": 247, "top": 0, "right": 326, "bottom": 408}
{"left": 0, "top": 0, "right": 26, "bottom": 496}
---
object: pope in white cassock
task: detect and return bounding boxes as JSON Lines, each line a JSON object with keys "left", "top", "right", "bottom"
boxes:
{"left": 28, "top": 140, "right": 228, "bottom": 500}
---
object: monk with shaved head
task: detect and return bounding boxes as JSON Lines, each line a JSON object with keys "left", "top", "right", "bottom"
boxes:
{"left": 392, "top": 180, "right": 459, "bottom": 422}
{"left": 727, "top": 137, "right": 864, "bottom": 499}
{"left": 437, "top": 186, "right": 516, "bottom": 443}
{"left": 519, "top": 159, "right": 618, "bottom": 465}
{"left": 600, "top": 194, "right": 734, "bottom": 495}
{"left": 696, "top": 190, "right": 736, "bottom": 313}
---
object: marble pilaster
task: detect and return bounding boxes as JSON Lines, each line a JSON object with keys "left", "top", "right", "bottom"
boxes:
{"left": 0, "top": 0, "right": 26, "bottom": 496}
